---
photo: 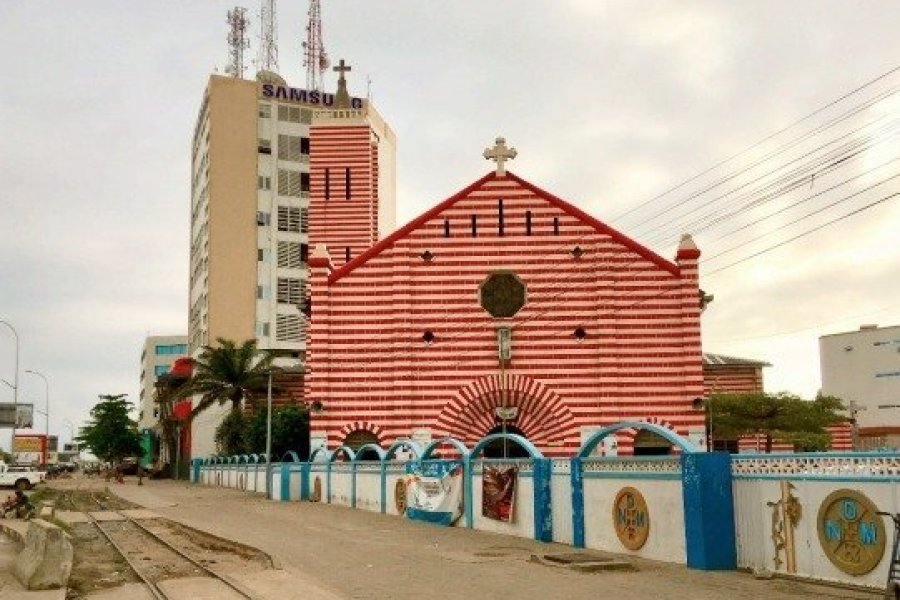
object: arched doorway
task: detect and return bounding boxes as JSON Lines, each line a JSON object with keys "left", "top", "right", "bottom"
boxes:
{"left": 482, "top": 425, "right": 531, "bottom": 459}
{"left": 342, "top": 430, "right": 380, "bottom": 460}
{"left": 633, "top": 429, "right": 674, "bottom": 456}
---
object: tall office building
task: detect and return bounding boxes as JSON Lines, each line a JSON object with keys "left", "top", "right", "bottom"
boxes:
{"left": 138, "top": 335, "right": 189, "bottom": 430}
{"left": 188, "top": 70, "right": 396, "bottom": 456}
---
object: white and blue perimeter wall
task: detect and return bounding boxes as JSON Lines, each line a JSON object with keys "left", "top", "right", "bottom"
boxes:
{"left": 193, "top": 420, "right": 900, "bottom": 589}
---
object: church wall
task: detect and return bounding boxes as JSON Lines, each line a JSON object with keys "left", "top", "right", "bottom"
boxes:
{"left": 306, "top": 175, "right": 704, "bottom": 457}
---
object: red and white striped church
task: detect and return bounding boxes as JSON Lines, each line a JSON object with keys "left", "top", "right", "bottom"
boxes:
{"left": 304, "top": 101, "right": 708, "bottom": 457}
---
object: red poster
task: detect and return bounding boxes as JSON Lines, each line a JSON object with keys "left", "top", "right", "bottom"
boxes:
{"left": 482, "top": 466, "right": 518, "bottom": 522}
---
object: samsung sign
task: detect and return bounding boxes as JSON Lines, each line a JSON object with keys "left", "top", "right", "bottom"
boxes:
{"left": 261, "top": 84, "right": 363, "bottom": 109}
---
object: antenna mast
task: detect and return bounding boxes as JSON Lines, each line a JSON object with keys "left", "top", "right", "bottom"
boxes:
{"left": 302, "top": 0, "right": 329, "bottom": 91}
{"left": 225, "top": 7, "right": 250, "bottom": 78}
{"left": 257, "top": 0, "right": 279, "bottom": 73}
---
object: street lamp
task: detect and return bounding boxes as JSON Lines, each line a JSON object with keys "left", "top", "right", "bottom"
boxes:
{"left": 25, "top": 370, "right": 49, "bottom": 437}
{"left": 0, "top": 321, "right": 19, "bottom": 444}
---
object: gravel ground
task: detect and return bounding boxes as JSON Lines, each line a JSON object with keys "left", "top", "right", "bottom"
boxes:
{"left": 80, "top": 478, "right": 884, "bottom": 600}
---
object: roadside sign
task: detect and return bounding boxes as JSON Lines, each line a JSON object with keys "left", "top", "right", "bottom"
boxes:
{"left": 0, "top": 403, "right": 33, "bottom": 428}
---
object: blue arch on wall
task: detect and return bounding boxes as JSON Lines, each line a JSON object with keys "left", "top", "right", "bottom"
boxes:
{"left": 238, "top": 454, "right": 250, "bottom": 464}
{"left": 469, "top": 434, "right": 544, "bottom": 459}
{"left": 351, "top": 444, "right": 386, "bottom": 462}
{"left": 329, "top": 445, "right": 356, "bottom": 462}
{"left": 384, "top": 439, "right": 423, "bottom": 461}
{"left": 421, "top": 437, "right": 470, "bottom": 460}
{"left": 281, "top": 451, "right": 300, "bottom": 463}
{"left": 254, "top": 453, "right": 268, "bottom": 463}
{"left": 228, "top": 455, "right": 240, "bottom": 464}
{"left": 309, "top": 447, "right": 332, "bottom": 463}
{"left": 577, "top": 420, "right": 699, "bottom": 457}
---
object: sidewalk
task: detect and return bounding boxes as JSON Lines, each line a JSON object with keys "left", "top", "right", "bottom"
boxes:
{"left": 85, "top": 478, "right": 880, "bottom": 600}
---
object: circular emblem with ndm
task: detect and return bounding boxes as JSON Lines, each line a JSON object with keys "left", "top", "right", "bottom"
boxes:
{"left": 479, "top": 272, "right": 527, "bottom": 318}
{"left": 816, "top": 489, "right": 885, "bottom": 575}
{"left": 612, "top": 487, "right": 650, "bottom": 550}
{"left": 311, "top": 476, "right": 322, "bottom": 503}
{"left": 395, "top": 478, "right": 408, "bottom": 514}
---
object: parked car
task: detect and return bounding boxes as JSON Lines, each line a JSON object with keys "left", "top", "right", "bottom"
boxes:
{"left": 0, "top": 462, "right": 46, "bottom": 490}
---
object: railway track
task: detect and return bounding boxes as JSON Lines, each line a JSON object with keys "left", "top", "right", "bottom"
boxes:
{"left": 84, "top": 491, "right": 259, "bottom": 600}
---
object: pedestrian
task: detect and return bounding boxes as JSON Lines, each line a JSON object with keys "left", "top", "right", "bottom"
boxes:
{"left": 137, "top": 466, "right": 144, "bottom": 486}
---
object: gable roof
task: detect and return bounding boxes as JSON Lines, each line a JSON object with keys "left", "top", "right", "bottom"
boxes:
{"left": 329, "top": 170, "right": 681, "bottom": 284}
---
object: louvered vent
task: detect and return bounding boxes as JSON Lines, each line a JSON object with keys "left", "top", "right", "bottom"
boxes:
{"left": 277, "top": 206, "right": 301, "bottom": 232}
{"left": 277, "top": 242, "right": 303, "bottom": 268}
{"left": 277, "top": 170, "right": 302, "bottom": 197}
{"left": 277, "top": 135, "right": 302, "bottom": 161}
{"left": 277, "top": 105, "right": 301, "bottom": 123}
{"left": 277, "top": 278, "right": 302, "bottom": 304}
{"left": 276, "top": 314, "right": 302, "bottom": 341}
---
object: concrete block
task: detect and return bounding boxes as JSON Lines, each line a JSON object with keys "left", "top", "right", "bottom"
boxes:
{"left": 39, "top": 506, "right": 54, "bottom": 519}
{"left": 14, "top": 519, "right": 74, "bottom": 590}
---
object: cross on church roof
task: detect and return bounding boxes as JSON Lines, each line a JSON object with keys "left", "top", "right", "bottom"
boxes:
{"left": 484, "top": 137, "right": 517, "bottom": 176}
{"left": 333, "top": 59, "right": 351, "bottom": 78}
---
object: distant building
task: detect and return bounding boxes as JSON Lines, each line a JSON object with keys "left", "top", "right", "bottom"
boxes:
{"left": 820, "top": 324, "right": 900, "bottom": 450}
{"left": 703, "top": 352, "right": 852, "bottom": 452}
{"left": 188, "top": 68, "right": 396, "bottom": 458}
{"left": 139, "top": 335, "right": 188, "bottom": 430}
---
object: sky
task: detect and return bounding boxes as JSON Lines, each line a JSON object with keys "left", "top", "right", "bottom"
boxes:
{"left": 1, "top": 1, "right": 900, "bottom": 450}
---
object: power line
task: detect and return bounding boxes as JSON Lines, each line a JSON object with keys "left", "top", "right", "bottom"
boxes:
{"left": 704, "top": 191, "right": 900, "bottom": 276}
{"left": 609, "top": 64, "right": 900, "bottom": 225}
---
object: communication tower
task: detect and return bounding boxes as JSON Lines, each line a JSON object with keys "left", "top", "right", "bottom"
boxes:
{"left": 302, "top": 0, "right": 329, "bottom": 91}
{"left": 225, "top": 7, "right": 250, "bottom": 78}
{"left": 257, "top": 0, "right": 279, "bottom": 73}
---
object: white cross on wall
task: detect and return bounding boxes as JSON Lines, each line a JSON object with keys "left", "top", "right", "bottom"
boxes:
{"left": 483, "top": 137, "right": 517, "bottom": 176}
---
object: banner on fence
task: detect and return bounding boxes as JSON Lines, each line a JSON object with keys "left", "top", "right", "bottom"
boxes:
{"left": 482, "top": 466, "right": 518, "bottom": 522}
{"left": 405, "top": 463, "right": 464, "bottom": 526}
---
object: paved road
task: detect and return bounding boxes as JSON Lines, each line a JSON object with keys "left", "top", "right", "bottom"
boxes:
{"left": 83, "top": 479, "right": 878, "bottom": 600}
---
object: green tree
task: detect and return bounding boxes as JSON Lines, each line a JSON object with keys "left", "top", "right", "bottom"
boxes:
{"left": 186, "top": 338, "right": 277, "bottom": 417}
{"left": 710, "top": 392, "right": 845, "bottom": 452}
{"left": 78, "top": 394, "right": 143, "bottom": 466}
{"left": 245, "top": 403, "right": 310, "bottom": 460}
{"left": 214, "top": 409, "right": 249, "bottom": 456}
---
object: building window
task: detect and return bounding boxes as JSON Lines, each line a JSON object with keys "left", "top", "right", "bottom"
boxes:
{"left": 258, "top": 248, "right": 267, "bottom": 262}
{"left": 154, "top": 365, "right": 169, "bottom": 377}
{"left": 325, "top": 168, "right": 331, "bottom": 200}
{"left": 277, "top": 241, "right": 303, "bottom": 268}
{"left": 345, "top": 167, "right": 351, "bottom": 200}
{"left": 277, "top": 105, "right": 301, "bottom": 123}
{"left": 277, "top": 278, "right": 303, "bottom": 305}
{"left": 300, "top": 208, "right": 309, "bottom": 233}
{"left": 256, "top": 322, "right": 270, "bottom": 337}
{"left": 257, "top": 285, "right": 270, "bottom": 299}
{"left": 257, "top": 211, "right": 271, "bottom": 226}
{"left": 258, "top": 139, "right": 272, "bottom": 154}
{"left": 444, "top": 219, "right": 450, "bottom": 238}
{"left": 277, "top": 134, "right": 302, "bottom": 161}
{"left": 301, "top": 137, "right": 310, "bottom": 154}
{"left": 258, "top": 103, "right": 271, "bottom": 118}
{"left": 498, "top": 199, "right": 504, "bottom": 236}
{"left": 276, "top": 314, "right": 302, "bottom": 342}
{"left": 526, "top": 210, "right": 532, "bottom": 236}
{"left": 258, "top": 175, "right": 272, "bottom": 190}
{"left": 154, "top": 344, "right": 187, "bottom": 355}
{"left": 277, "top": 169, "right": 302, "bottom": 197}
{"left": 471, "top": 215, "right": 478, "bottom": 237}
{"left": 553, "top": 216, "right": 560, "bottom": 235}
{"left": 277, "top": 206, "right": 301, "bottom": 232}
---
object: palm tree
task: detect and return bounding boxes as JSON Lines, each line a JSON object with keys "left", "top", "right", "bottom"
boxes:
{"left": 186, "top": 338, "right": 278, "bottom": 417}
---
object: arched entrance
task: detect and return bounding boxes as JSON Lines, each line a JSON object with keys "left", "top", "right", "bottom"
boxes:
{"left": 632, "top": 429, "right": 674, "bottom": 456}
{"left": 482, "top": 425, "right": 531, "bottom": 458}
{"left": 342, "top": 430, "right": 380, "bottom": 460}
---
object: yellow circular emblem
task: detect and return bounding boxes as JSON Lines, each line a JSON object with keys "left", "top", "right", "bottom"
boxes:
{"left": 816, "top": 489, "right": 885, "bottom": 575}
{"left": 612, "top": 486, "right": 650, "bottom": 551}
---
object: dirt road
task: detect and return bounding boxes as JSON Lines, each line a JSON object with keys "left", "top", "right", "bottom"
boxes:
{"left": 70, "top": 479, "right": 879, "bottom": 600}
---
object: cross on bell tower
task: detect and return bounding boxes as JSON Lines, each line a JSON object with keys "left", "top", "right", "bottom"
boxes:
{"left": 333, "top": 58, "right": 352, "bottom": 109}
{"left": 484, "top": 137, "right": 517, "bottom": 176}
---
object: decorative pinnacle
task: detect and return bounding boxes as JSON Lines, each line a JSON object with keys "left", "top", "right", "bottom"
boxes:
{"left": 483, "top": 137, "right": 517, "bottom": 176}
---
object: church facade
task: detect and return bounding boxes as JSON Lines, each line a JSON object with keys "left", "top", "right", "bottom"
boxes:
{"left": 304, "top": 140, "right": 706, "bottom": 457}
